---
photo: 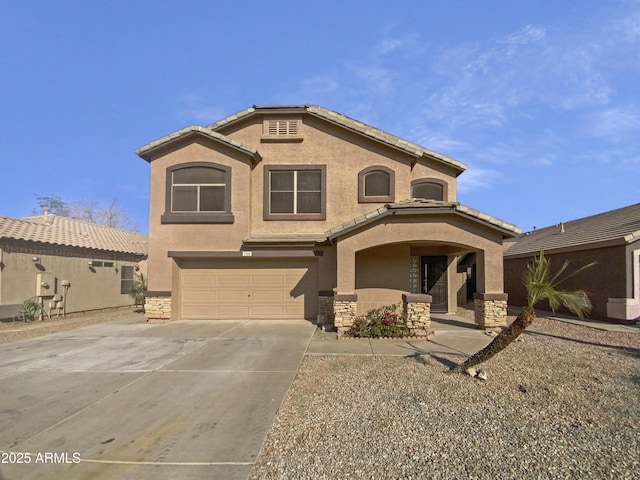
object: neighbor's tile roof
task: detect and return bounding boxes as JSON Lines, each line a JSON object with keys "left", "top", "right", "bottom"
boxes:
{"left": 0, "top": 214, "right": 148, "bottom": 255}
{"left": 207, "top": 105, "right": 468, "bottom": 173}
{"left": 135, "top": 125, "right": 262, "bottom": 162}
{"left": 505, "top": 203, "right": 640, "bottom": 257}
{"left": 326, "top": 199, "right": 520, "bottom": 240}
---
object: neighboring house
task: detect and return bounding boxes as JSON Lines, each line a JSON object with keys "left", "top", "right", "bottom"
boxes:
{"left": 0, "top": 213, "right": 147, "bottom": 319}
{"left": 504, "top": 203, "right": 640, "bottom": 324}
{"left": 136, "top": 105, "right": 520, "bottom": 334}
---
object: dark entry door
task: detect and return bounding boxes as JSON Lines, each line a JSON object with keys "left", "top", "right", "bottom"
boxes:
{"left": 422, "top": 256, "right": 448, "bottom": 312}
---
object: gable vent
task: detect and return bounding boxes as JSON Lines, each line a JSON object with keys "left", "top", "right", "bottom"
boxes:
{"left": 267, "top": 119, "right": 299, "bottom": 136}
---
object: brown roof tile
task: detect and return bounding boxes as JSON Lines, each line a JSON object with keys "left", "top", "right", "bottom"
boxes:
{"left": 326, "top": 199, "right": 520, "bottom": 240}
{"left": 505, "top": 203, "right": 640, "bottom": 257}
{"left": 0, "top": 215, "right": 148, "bottom": 255}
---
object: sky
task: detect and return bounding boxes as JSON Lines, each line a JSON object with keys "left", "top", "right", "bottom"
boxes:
{"left": 1, "top": 0, "right": 639, "bottom": 234}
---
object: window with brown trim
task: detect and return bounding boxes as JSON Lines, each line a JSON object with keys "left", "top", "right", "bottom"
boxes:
{"left": 358, "top": 166, "right": 395, "bottom": 203}
{"left": 264, "top": 165, "right": 326, "bottom": 220}
{"left": 162, "top": 162, "right": 234, "bottom": 224}
{"left": 411, "top": 179, "right": 446, "bottom": 201}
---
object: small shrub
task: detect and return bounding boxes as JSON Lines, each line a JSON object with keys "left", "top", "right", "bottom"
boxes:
{"left": 21, "top": 298, "right": 42, "bottom": 321}
{"left": 346, "top": 304, "right": 414, "bottom": 338}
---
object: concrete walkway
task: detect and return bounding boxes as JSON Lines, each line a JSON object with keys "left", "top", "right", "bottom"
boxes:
{"left": 308, "top": 313, "right": 495, "bottom": 359}
{"left": 308, "top": 309, "right": 638, "bottom": 358}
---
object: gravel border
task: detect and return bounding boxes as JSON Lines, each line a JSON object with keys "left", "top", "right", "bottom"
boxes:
{"left": 250, "top": 317, "right": 640, "bottom": 479}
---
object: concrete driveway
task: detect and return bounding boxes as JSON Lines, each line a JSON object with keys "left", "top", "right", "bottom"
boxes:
{"left": 0, "top": 318, "right": 316, "bottom": 480}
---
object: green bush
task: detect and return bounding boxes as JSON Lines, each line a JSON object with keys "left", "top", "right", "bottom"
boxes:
{"left": 21, "top": 298, "right": 42, "bottom": 321}
{"left": 346, "top": 304, "right": 414, "bottom": 338}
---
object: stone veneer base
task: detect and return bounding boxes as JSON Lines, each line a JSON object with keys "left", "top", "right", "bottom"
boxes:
{"left": 474, "top": 293, "right": 508, "bottom": 329}
{"left": 144, "top": 295, "right": 172, "bottom": 320}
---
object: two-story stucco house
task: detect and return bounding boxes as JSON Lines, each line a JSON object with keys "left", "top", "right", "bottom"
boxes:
{"left": 136, "top": 105, "right": 520, "bottom": 335}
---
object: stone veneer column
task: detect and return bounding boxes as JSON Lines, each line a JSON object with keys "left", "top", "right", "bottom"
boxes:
{"left": 144, "top": 292, "right": 172, "bottom": 320}
{"left": 333, "top": 293, "right": 357, "bottom": 338}
{"left": 402, "top": 293, "right": 432, "bottom": 337}
{"left": 474, "top": 293, "right": 508, "bottom": 329}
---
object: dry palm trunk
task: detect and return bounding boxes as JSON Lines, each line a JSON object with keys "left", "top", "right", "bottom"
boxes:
{"left": 452, "top": 306, "right": 536, "bottom": 373}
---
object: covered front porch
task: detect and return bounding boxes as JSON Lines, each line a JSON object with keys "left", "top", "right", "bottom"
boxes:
{"left": 324, "top": 200, "right": 520, "bottom": 337}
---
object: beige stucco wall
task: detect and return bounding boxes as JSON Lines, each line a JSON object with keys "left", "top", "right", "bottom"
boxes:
{"left": 143, "top": 111, "right": 513, "bottom": 314}
{"left": 335, "top": 215, "right": 506, "bottom": 295}
{"left": 216, "top": 115, "right": 459, "bottom": 235}
{"left": 355, "top": 244, "right": 410, "bottom": 313}
{"left": 0, "top": 247, "right": 145, "bottom": 314}
{"left": 146, "top": 140, "right": 253, "bottom": 291}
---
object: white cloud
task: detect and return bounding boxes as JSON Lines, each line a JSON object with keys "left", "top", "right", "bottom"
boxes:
{"left": 372, "top": 34, "right": 420, "bottom": 57}
{"left": 588, "top": 107, "right": 640, "bottom": 141}
{"left": 457, "top": 168, "right": 501, "bottom": 193}
{"left": 499, "top": 25, "right": 547, "bottom": 57}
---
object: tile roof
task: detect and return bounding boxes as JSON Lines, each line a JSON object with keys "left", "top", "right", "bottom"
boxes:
{"left": 326, "top": 199, "right": 520, "bottom": 240}
{"left": 135, "top": 125, "right": 262, "bottom": 162}
{"left": 206, "top": 105, "right": 468, "bottom": 173}
{"left": 505, "top": 203, "right": 640, "bottom": 257}
{"left": 0, "top": 214, "right": 148, "bottom": 255}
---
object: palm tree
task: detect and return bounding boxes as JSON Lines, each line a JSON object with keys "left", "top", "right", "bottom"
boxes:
{"left": 452, "top": 251, "right": 594, "bottom": 374}
{"left": 129, "top": 272, "right": 147, "bottom": 307}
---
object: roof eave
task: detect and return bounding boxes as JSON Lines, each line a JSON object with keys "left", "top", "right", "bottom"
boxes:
{"left": 135, "top": 126, "right": 262, "bottom": 163}
{"left": 326, "top": 202, "right": 520, "bottom": 241}
{"left": 206, "top": 105, "right": 467, "bottom": 173}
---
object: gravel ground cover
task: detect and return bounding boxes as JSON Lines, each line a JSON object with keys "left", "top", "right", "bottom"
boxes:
{"left": 250, "top": 317, "right": 640, "bottom": 479}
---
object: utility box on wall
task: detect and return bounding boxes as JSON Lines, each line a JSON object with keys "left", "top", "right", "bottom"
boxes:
{"left": 36, "top": 273, "right": 57, "bottom": 297}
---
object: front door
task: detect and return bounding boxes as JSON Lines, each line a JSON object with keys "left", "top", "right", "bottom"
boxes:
{"left": 422, "top": 256, "right": 448, "bottom": 312}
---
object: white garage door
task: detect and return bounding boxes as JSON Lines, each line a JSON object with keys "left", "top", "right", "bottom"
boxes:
{"left": 179, "top": 258, "right": 318, "bottom": 319}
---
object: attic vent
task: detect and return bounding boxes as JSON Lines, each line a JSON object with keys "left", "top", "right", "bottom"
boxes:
{"left": 266, "top": 119, "right": 299, "bottom": 136}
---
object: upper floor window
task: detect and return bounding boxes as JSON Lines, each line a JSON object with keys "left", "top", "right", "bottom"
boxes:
{"left": 162, "top": 162, "right": 234, "bottom": 224}
{"left": 264, "top": 165, "right": 326, "bottom": 220}
{"left": 412, "top": 179, "right": 445, "bottom": 201}
{"left": 358, "top": 166, "right": 395, "bottom": 203}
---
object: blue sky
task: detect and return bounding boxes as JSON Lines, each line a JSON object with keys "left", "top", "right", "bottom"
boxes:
{"left": 1, "top": 1, "right": 639, "bottom": 234}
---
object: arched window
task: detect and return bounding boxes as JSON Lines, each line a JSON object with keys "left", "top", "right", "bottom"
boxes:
{"left": 411, "top": 179, "right": 446, "bottom": 201}
{"left": 358, "top": 166, "right": 395, "bottom": 203}
{"left": 162, "top": 162, "right": 233, "bottom": 224}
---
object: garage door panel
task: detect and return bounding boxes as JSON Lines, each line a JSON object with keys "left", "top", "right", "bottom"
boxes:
{"left": 218, "top": 290, "right": 251, "bottom": 301}
{"left": 183, "top": 274, "right": 216, "bottom": 287}
{"left": 182, "top": 290, "right": 216, "bottom": 302}
{"left": 250, "top": 306, "right": 288, "bottom": 317}
{"left": 179, "top": 259, "right": 318, "bottom": 320}
{"left": 250, "top": 290, "right": 286, "bottom": 301}
{"left": 218, "top": 274, "right": 251, "bottom": 286}
{"left": 217, "top": 305, "right": 252, "bottom": 316}
{"left": 182, "top": 306, "right": 215, "bottom": 318}
{"left": 250, "top": 273, "right": 287, "bottom": 286}
{"left": 285, "top": 303, "right": 305, "bottom": 313}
